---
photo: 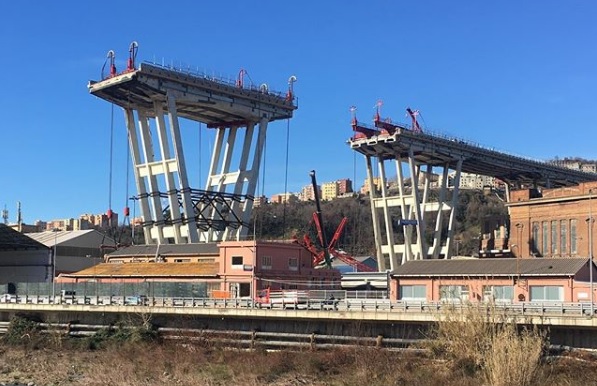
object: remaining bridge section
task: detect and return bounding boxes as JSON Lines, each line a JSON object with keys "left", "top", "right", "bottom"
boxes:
{"left": 347, "top": 115, "right": 597, "bottom": 271}
{"left": 89, "top": 62, "right": 296, "bottom": 127}
{"left": 89, "top": 59, "right": 297, "bottom": 244}
{"left": 350, "top": 122, "right": 595, "bottom": 188}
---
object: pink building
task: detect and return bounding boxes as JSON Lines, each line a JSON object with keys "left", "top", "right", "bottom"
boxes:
{"left": 390, "top": 258, "right": 597, "bottom": 303}
{"left": 58, "top": 240, "right": 340, "bottom": 299}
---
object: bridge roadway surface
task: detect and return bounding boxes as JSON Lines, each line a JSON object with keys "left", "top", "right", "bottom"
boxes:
{"left": 1, "top": 298, "right": 597, "bottom": 327}
{"left": 349, "top": 124, "right": 597, "bottom": 188}
{"left": 1, "top": 299, "right": 597, "bottom": 348}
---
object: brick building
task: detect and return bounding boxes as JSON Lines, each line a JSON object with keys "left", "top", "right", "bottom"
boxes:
{"left": 336, "top": 179, "right": 353, "bottom": 195}
{"left": 507, "top": 181, "right": 597, "bottom": 259}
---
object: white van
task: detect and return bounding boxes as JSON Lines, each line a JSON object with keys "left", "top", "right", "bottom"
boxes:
{"left": 60, "top": 290, "right": 76, "bottom": 304}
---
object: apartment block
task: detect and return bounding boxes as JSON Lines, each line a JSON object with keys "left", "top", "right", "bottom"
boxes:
{"left": 360, "top": 177, "right": 385, "bottom": 195}
{"left": 300, "top": 184, "right": 317, "bottom": 202}
{"left": 321, "top": 181, "right": 339, "bottom": 201}
{"left": 270, "top": 193, "right": 298, "bottom": 204}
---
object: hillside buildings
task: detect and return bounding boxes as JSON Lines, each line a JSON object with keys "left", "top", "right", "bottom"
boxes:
{"left": 550, "top": 157, "right": 597, "bottom": 174}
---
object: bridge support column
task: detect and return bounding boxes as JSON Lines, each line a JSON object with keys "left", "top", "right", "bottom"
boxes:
{"left": 361, "top": 152, "right": 465, "bottom": 270}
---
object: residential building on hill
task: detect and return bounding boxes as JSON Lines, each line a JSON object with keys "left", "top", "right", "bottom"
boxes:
{"left": 321, "top": 181, "right": 339, "bottom": 201}
{"left": 270, "top": 193, "right": 298, "bottom": 204}
{"left": 361, "top": 177, "right": 385, "bottom": 195}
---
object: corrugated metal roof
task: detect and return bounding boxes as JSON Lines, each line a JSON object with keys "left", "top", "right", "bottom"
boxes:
{"left": 0, "top": 224, "right": 48, "bottom": 251}
{"left": 392, "top": 258, "right": 590, "bottom": 277}
{"left": 27, "top": 230, "right": 113, "bottom": 247}
{"left": 61, "top": 262, "right": 219, "bottom": 278}
{"left": 107, "top": 243, "right": 219, "bottom": 257}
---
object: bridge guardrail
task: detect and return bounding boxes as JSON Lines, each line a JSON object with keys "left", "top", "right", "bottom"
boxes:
{"left": 0, "top": 294, "right": 595, "bottom": 317}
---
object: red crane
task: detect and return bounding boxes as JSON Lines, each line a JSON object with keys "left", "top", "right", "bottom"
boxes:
{"left": 294, "top": 171, "right": 376, "bottom": 272}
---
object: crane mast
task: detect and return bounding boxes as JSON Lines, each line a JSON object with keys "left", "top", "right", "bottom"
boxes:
{"left": 309, "top": 170, "right": 332, "bottom": 268}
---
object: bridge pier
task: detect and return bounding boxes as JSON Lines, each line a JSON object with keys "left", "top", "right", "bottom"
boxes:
{"left": 89, "top": 62, "right": 297, "bottom": 243}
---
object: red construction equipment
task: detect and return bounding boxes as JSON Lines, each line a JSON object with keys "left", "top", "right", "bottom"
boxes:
{"left": 350, "top": 106, "right": 380, "bottom": 139}
{"left": 294, "top": 171, "right": 376, "bottom": 272}
{"left": 125, "top": 41, "right": 138, "bottom": 73}
{"left": 406, "top": 107, "right": 423, "bottom": 133}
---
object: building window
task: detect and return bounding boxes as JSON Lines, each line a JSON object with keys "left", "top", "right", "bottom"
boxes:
{"left": 261, "top": 256, "right": 272, "bottom": 270}
{"left": 174, "top": 259, "right": 190, "bottom": 263}
{"left": 542, "top": 222, "right": 548, "bottom": 255}
{"left": 288, "top": 257, "right": 298, "bottom": 271}
{"left": 551, "top": 220, "right": 558, "bottom": 255}
{"left": 238, "top": 283, "right": 250, "bottom": 297}
{"left": 439, "top": 285, "right": 469, "bottom": 302}
{"left": 231, "top": 255, "right": 243, "bottom": 268}
{"left": 529, "top": 285, "right": 563, "bottom": 301}
{"left": 399, "top": 285, "right": 426, "bottom": 300}
{"left": 531, "top": 222, "right": 539, "bottom": 255}
{"left": 483, "top": 285, "right": 514, "bottom": 303}
{"left": 571, "top": 219, "right": 577, "bottom": 254}
{"left": 560, "top": 220, "right": 568, "bottom": 256}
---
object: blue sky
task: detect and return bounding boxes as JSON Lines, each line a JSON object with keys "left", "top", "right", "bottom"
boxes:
{"left": 1, "top": 1, "right": 596, "bottom": 224}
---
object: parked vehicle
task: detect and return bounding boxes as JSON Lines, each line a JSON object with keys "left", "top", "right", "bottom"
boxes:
{"left": 255, "top": 289, "right": 310, "bottom": 309}
{"left": 124, "top": 295, "right": 147, "bottom": 306}
{"left": 60, "top": 290, "right": 76, "bottom": 304}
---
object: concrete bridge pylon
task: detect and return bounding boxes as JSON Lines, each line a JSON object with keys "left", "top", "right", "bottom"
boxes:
{"left": 89, "top": 55, "right": 297, "bottom": 244}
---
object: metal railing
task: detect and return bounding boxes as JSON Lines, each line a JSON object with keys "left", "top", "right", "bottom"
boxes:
{"left": 1, "top": 294, "right": 595, "bottom": 317}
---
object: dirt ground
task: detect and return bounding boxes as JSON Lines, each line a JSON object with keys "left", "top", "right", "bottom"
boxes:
{"left": 0, "top": 343, "right": 596, "bottom": 386}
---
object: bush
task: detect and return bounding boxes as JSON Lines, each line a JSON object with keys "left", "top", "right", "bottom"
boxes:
{"left": 3, "top": 316, "right": 42, "bottom": 346}
{"left": 431, "top": 304, "right": 546, "bottom": 385}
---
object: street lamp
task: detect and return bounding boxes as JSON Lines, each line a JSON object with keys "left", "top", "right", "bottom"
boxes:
{"left": 52, "top": 229, "right": 58, "bottom": 300}
{"left": 587, "top": 188, "right": 594, "bottom": 315}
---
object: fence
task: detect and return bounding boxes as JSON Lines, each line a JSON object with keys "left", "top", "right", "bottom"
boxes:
{"left": 0, "top": 282, "right": 208, "bottom": 299}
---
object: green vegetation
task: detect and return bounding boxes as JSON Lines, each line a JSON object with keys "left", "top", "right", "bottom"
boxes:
{"left": 251, "top": 189, "right": 507, "bottom": 257}
{"left": 103, "top": 189, "right": 508, "bottom": 258}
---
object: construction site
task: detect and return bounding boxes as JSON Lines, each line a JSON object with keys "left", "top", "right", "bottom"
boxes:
{"left": 38, "top": 42, "right": 591, "bottom": 302}
{"left": 2, "top": 42, "right": 596, "bottom": 307}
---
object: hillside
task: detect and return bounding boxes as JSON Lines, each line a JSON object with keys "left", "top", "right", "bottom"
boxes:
{"left": 251, "top": 189, "right": 508, "bottom": 258}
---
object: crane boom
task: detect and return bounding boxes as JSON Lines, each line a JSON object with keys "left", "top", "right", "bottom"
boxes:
{"left": 310, "top": 170, "right": 332, "bottom": 268}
